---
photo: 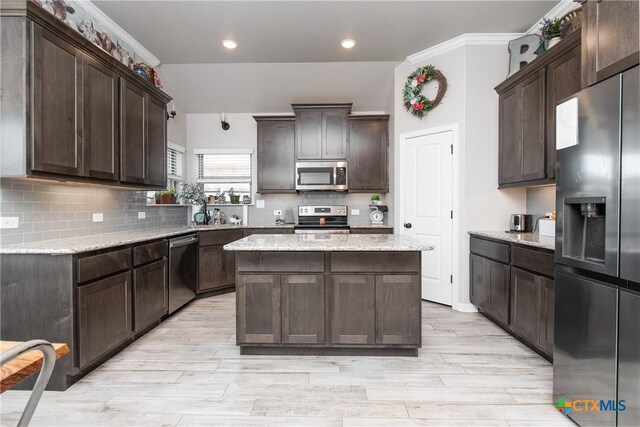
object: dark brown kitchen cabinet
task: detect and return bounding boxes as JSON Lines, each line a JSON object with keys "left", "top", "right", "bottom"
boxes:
{"left": 545, "top": 45, "right": 581, "bottom": 178}
{"left": 255, "top": 116, "right": 296, "bottom": 192}
{"left": 82, "top": 55, "right": 119, "bottom": 180}
{"left": 486, "top": 259, "right": 510, "bottom": 325}
{"left": 133, "top": 259, "right": 167, "bottom": 332}
{"left": 236, "top": 274, "right": 281, "bottom": 344}
{"left": 495, "top": 30, "right": 581, "bottom": 187}
{"left": 510, "top": 267, "right": 541, "bottom": 344}
{"left": 348, "top": 116, "right": 389, "bottom": 192}
{"left": 331, "top": 274, "right": 376, "bottom": 345}
{"left": 77, "top": 271, "right": 132, "bottom": 369}
{"left": 31, "top": 24, "right": 82, "bottom": 176}
{"left": 469, "top": 254, "right": 489, "bottom": 310}
{"left": 582, "top": 0, "right": 639, "bottom": 87}
{"left": 146, "top": 95, "right": 168, "bottom": 187}
{"left": 198, "top": 230, "right": 243, "bottom": 292}
{"left": 0, "top": 3, "right": 171, "bottom": 188}
{"left": 375, "top": 275, "right": 420, "bottom": 345}
{"left": 539, "top": 276, "right": 555, "bottom": 354}
{"left": 293, "top": 104, "right": 351, "bottom": 160}
{"left": 281, "top": 274, "right": 325, "bottom": 344}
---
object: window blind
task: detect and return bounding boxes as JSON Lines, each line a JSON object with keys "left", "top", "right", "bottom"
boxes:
{"left": 167, "top": 147, "right": 184, "bottom": 180}
{"left": 197, "top": 153, "right": 251, "bottom": 181}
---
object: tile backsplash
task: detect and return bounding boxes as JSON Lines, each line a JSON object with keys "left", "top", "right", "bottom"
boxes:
{"left": 0, "top": 179, "right": 190, "bottom": 245}
{"left": 526, "top": 186, "right": 556, "bottom": 219}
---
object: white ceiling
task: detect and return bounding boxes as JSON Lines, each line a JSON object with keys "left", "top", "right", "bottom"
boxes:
{"left": 94, "top": 0, "right": 557, "bottom": 64}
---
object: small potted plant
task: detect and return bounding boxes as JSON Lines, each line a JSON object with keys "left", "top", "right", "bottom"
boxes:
{"left": 161, "top": 191, "right": 172, "bottom": 204}
{"left": 154, "top": 191, "right": 162, "bottom": 204}
{"left": 228, "top": 188, "right": 240, "bottom": 204}
{"left": 540, "top": 18, "right": 567, "bottom": 49}
{"left": 170, "top": 187, "right": 179, "bottom": 204}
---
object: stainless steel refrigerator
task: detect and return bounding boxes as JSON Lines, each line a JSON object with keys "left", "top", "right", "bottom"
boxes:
{"left": 554, "top": 65, "right": 640, "bottom": 426}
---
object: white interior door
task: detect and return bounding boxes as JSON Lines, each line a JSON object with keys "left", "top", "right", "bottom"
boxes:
{"left": 401, "top": 128, "right": 454, "bottom": 305}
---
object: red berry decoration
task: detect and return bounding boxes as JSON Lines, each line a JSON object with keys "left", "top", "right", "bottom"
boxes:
{"left": 402, "top": 65, "right": 448, "bottom": 119}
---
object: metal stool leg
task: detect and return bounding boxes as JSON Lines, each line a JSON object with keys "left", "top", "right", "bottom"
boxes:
{"left": 1, "top": 340, "right": 57, "bottom": 427}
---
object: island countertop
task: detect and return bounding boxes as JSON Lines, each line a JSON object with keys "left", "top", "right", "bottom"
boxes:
{"left": 224, "top": 233, "right": 434, "bottom": 252}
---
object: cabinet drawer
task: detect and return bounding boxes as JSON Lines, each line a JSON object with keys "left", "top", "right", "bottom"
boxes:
{"left": 77, "top": 248, "right": 131, "bottom": 284}
{"left": 199, "top": 229, "right": 244, "bottom": 246}
{"left": 237, "top": 252, "right": 324, "bottom": 272}
{"left": 331, "top": 252, "right": 420, "bottom": 273}
{"left": 470, "top": 237, "right": 510, "bottom": 264}
{"left": 511, "top": 246, "right": 554, "bottom": 277}
{"left": 133, "top": 240, "right": 167, "bottom": 266}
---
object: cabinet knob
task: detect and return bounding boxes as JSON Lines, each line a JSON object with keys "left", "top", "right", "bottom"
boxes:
{"left": 404, "top": 223, "right": 412, "bottom": 229}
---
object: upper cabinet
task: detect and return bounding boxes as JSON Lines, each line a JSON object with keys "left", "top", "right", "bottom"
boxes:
{"left": 0, "top": 3, "right": 171, "bottom": 189}
{"left": 255, "top": 116, "right": 296, "bottom": 193}
{"left": 293, "top": 104, "right": 351, "bottom": 160}
{"left": 348, "top": 116, "right": 389, "bottom": 193}
{"left": 495, "top": 30, "right": 581, "bottom": 188}
{"left": 581, "top": 0, "right": 639, "bottom": 87}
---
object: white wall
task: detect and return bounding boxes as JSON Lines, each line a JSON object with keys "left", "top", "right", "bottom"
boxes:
{"left": 393, "top": 43, "right": 525, "bottom": 312}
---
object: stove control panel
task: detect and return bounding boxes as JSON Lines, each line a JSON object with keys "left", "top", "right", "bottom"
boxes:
{"left": 298, "top": 205, "right": 347, "bottom": 216}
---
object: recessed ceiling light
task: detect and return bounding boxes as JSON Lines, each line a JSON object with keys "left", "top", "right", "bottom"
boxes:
{"left": 222, "top": 40, "right": 237, "bottom": 49}
{"left": 340, "top": 39, "right": 356, "bottom": 49}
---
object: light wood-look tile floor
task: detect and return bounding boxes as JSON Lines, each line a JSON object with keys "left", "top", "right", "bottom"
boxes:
{"left": 0, "top": 293, "right": 573, "bottom": 426}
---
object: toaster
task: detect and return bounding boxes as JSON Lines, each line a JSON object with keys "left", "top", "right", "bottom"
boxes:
{"left": 510, "top": 214, "right": 533, "bottom": 232}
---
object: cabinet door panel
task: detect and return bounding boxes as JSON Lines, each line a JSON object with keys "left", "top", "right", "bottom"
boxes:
{"left": 331, "top": 274, "right": 375, "bottom": 344}
{"left": 487, "top": 259, "right": 510, "bottom": 325}
{"left": 348, "top": 118, "right": 388, "bottom": 192}
{"left": 77, "top": 272, "right": 132, "bottom": 369}
{"left": 470, "top": 254, "right": 488, "bottom": 310}
{"left": 32, "top": 24, "right": 82, "bottom": 176}
{"left": 520, "top": 70, "right": 545, "bottom": 181}
{"left": 120, "top": 79, "right": 146, "bottom": 184}
{"left": 375, "top": 275, "right": 420, "bottom": 345}
{"left": 539, "top": 276, "right": 554, "bottom": 355}
{"left": 322, "top": 110, "right": 348, "bottom": 159}
{"left": 146, "top": 95, "right": 167, "bottom": 187}
{"left": 295, "top": 110, "right": 322, "bottom": 159}
{"left": 498, "top": 87, "right": 522, "bottom": 185}
{"left": 236, "top": 274, "right": 281, "bottom": 344}
{"left": 198, "top": 245, "right": 225, "bottom": 292}
{"left": 510, "top": 267, "right": 541, "bottom": 345}
{"left": 257, "top": 120, "right": 295, "bottom": 191}
{"left": 282, "top": 274, "right": 325, "bottom": 344}
{"left": 546, "top": 46, "right": 581, "bottom": 179}
{"left": 82, "top": 55, "right": 118, "bottom": 180}
{"left": 133, "top": 259, "right": 167, "bottom": 332}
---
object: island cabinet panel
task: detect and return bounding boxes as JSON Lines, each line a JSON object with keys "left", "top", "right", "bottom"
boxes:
{"left": 375, "top": 275, "right": 421, "bottom": 345}
{"left": 256, "top": 118, "right": 296, "bottom": 192}
{"left": 281, "top": 275, "right": 325, "bottom": 344}
{"left": 349, "top": 228, "right": 393, "bottom": 235}
{"left": 32, "top": 24, "right": 82, "bottom": 176}
{"left": 331, "top": 274, "right": 376, "bottom": 345}
{"left": 120, "top": 79, "right": 147, "bottom": 184}
{"left": 237, "top": 252, "right": 324, "bottom": 273}
{"left": 77, "top": 271, "right": 133, "bottom": 369}
{"left": 331, "top": 252, "right": 420, "bottom": 273}
{"left": 236, "top": 274, "right": 281, "bottom": 344}
{"left": 133, "top": 259, "right": 167, "bottom": 333}
{"left": 82, "top": 55, "right": 119, "bottom": 181}
{"left": 509, "top": 267, "right": 541, "bottom": 345}
{"left": 582, "top": 0, "right": 639, "bottom": 86}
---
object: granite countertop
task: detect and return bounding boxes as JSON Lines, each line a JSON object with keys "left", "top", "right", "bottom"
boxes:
{"left": 469, "top": 231, "right": 555, "bottom": 251}
{"left": 0, "top": 224, "right": 295, "bottom": 255}
{"left": 224, "top": 233, "right": 433, "bottom": 252}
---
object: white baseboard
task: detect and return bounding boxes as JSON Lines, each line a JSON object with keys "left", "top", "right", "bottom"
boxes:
{"left": 452, "top": 302, "right": 478, "bottom": 313}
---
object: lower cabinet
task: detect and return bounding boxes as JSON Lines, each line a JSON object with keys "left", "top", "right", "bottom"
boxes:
{"left": 539, "top": 276, "right": 554, "bottom": 354}
{"left": 198, "top": 230, "right": 243, "bottom": 292}
{"left": 77, "top": 271, "right": 133, "bottom": 369}
{"left": 375, "top": 274, "right": 420, "bottom": 345}
{"left": 236, "top": 274, "right": 282, "bottom": 344}
{"left": 510, "top": 267, "right": 541, "bottom": 344}
{"left": 331, "top": 275, "right": 376, "bottom": 344}
{"left": 282, "top": 274, "right": 325, "bottom": 344}
{"left": 469, "top": 254, "right": 509, "bottom": 325}
{"left": 133, "top": 259, "right": 167, "bottom": 332}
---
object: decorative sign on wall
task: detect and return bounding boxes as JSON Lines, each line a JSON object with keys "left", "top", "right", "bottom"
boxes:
{"left": 507, "top": 34, "right": 543, "bottom": 77}
{"left": 402, "top": 65, "right": 447, "bottom": 119}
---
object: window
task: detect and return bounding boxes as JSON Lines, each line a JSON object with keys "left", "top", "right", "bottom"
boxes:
{"left": 195, "top": 149, "right": 253, "bottom": 202}
{"left": 167, "top": 142, "right": 185, "bottom": 190}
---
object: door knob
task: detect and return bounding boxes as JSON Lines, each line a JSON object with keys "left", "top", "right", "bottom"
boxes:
{"left": 404, "top": 223, "right": 412, "bottom": 229}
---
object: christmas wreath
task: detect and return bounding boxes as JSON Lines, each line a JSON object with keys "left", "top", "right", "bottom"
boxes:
{"left": 402, "top": 65, "right": 447, "bottom": 118}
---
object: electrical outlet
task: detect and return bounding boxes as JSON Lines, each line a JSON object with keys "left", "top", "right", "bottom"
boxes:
{"left": 92, "top": 213, "right": 104, "bottom": 223}
{"left": 351, "top": 209, "right": 360, "bottom": 216}
{"left": 273, "top": 209, "right": 283, "bottom": 216}
{"left": 0, "top": 217, "right": 19, "bottom": 229}
{"left": 256, "top": 200, "right": 265, "bottom": 209}
{"left": 138, "top": 212, "right": 146, "bottom": 220}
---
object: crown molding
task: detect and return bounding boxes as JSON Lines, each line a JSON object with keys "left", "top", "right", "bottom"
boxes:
{"left": 79, "top": 0, "right": 161, "bottom": 67}
{"left": 526, "top": 0, "right": 581, "bottom": 34}
{"left": 406, "top": 33, "right": 523, "bottom": 64}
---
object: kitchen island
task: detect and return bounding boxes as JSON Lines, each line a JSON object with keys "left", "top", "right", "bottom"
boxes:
{"left": 224, "top": 233, "right": 433, "bottom": 356}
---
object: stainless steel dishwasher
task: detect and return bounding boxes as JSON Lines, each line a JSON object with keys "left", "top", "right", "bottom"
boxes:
{"left": 168, "top": 234, "right": 198, "bottom": 314}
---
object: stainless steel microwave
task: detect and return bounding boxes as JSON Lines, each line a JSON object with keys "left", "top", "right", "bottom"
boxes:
{"left": 295, "top": 161, "right": 348, "bottom": 191}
